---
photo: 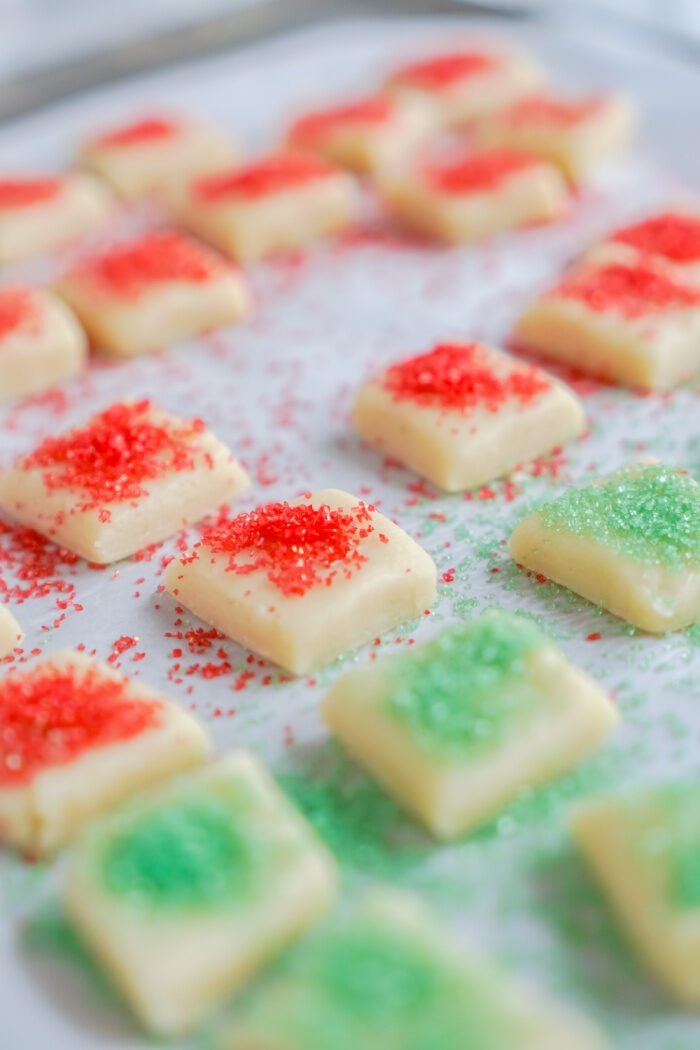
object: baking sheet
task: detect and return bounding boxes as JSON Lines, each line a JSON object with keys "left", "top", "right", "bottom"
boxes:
{"left": 1, "top": 11, "right": 700, "bottom": 1049}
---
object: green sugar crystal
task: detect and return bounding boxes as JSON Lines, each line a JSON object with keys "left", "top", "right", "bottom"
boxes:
{"left": 539, "top": 465, "right": 700, "bottom": 568}
{"left": 102, "top": 792, "right": 256, "bottom": 910}
{"left": 388, "top": 611, "right": 547, "bottom": 754}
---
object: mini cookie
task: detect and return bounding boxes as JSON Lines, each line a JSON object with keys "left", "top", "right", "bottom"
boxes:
{"left": 584, "top": 209, "right": 700, "bottom": 285}
{"left": 0, "top": 174, "right": 113, "bottom": 265}
{"left": 55, "top": 230, "right": 249, "bottom": 357}
{"left": 0, "top": 287, "right": 86, "bottom": 403}
{"left": 222, "top": 889, "right": 610, "bottom": 1050}
{"left": 170, "top": 154, "right": 359, "bottom": 262}
{"left": 385, "top": 48, "right": 545, "bottom": 126}
{"left": 515, "top": 261, "right": 700, "bottom": 389}
{"left": 0, "top": 399, "right": 249, "bottom": 564}
{"left": 63, "top": 752, "right": 338, "bottom": 1037}
{"left": 0, "top": 650, "right": 209, "bottom": 855}
{"left": 573, "top": 782, "right": 700, "bottom": 1007}
{"left": 286, "top": 96, "right": 437, "bottom": 174}
{"left": 353, "top": 341, "right": 584, "bottom": 491}
{"left": 381, "top": 150, "right": 568, "bottom": 243}
{"left": 510, "top": 462, "right": 700, "bottom": 633}
{"left": 323, "top": 611, "right": 617, "bottom": 840}
{"left": 474, "top": 93, "right": 634, "bottom": 183}
{"left": 78, "top": 114, "right": 238, "bottom": 201}
{"left": 0, "top": 606, "right": 22, "bottom": 659}
{"left": 165, "top": 488, "right": 437, "bottom": 675}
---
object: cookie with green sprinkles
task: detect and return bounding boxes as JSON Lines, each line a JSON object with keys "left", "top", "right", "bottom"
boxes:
{"left": 221, "top": 889, "right": 611, "bottom": 1050}
{"left": 62, "top": 752, "right": 338, "bottom": 1038}
{"left": 322, "top": 610, "right": 618, "bottom": 840}
{"left": 510, "top": 462, "right": 700, "bottom": 632}
{"left": 573, "top": 781, "right": 700, "bottom": 1007}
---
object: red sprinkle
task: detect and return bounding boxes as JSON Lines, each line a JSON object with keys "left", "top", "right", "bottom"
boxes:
{"left": 382, "top": 342, "right": 549, "bottom": 413}
{"left": 506, "top": 95, "right": 604, "bottom": 127}
{"left": 196, "top": 500, "right": 376, "bottom": 596}
{"left": 425, "top": 150, "right": 538, "bottom": 195}
{"left": 93, "top": 116, "right": 180, "bottom": 148}
{"left": 391, "top": 51, "right": 498, "bottom": 89}
{"left": 22, "top": 400, "right": 206, "bottom": 510}
{"left": 194, "top": 155, "right": 336, "bottom": 202}
{"left": 71, "top": 232, "right": 222, "bottom": 300}
{"left": 610, "top": 212, "right": 700, "bottom": 264}
{"left": 0, "top": 289, "right": 37, "bottom": 342}
{"left": 552, "top": 263, "right": 700, "bottom": 318}
{"left": 289, "top": 98, "right": 394, "bottom": 143}
{"left": 0, "top": 661, "right": 160, "bottom": 785}
{"left": 0, "top": 178, "right": 62, "bottom": 210}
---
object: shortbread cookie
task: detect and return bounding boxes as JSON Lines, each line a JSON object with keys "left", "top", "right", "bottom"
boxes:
{"left": 63, "top": 752, "right": 338, "bottom": 1037}
{"left": 353, "top": 341, "right": 584, "bottom": 490}
{"left": 510, "top": 463, "right": 700, "bottom": 633}
{"left": 0, "top": 287, "right": 86, "bottom": 403}
{"left": 0, "top": 399, "right": 249, "bottom": 564}
{"left": 170, "top": 154, "right": 358, "bottom": 262}
{"left": 55, "top": 230, "right": 249, "bottom": 357}
{"left": 165, "top": 488, "right": 436, "bottom": 675}
{"left": 584, "top": 210, "right": 700, "bottom": 285}
{"left": 78, "top": 115, "right": 238, "bottom": 200}
{"left": 0, "top": 650, "right": 208, "bottom": 855}
{"left": 0, "top": 606, "right": 22, "bottom": 659}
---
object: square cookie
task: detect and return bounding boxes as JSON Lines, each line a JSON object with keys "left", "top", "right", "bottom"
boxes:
{"left": 381, "top": 149, "right": 568, "bottom": 243}
{"left": 285, "top": 96, "right": 437, "bottom": 174}
{"left": 63, "top": 752, "right": 338, "bottom": 1037}
{"left": 0, "top": 650, "right": 208, "bottom": 855}
{"left": 515, "top": 261, "right": 700, "bottom": 389}
{"left": 510, "top": 463, "right": 700, "bottom": 633}
{"left": 353, "top": 341, "right": 584, "bottom": 491}
{"left": 584, "top": 209, "right": 700, "bottom": 286}
{"left": 573, "top": 782, "right": 700, "bottom": 1007}
{"left": 0, "top": 606, "right": 22, "bottom": 659}
{"left": 77, "top": 114, "right": 238, "bottom": 200}
{"left": 474, "top": 93, "right": 634, "bottom": 183}
{"left": 323, "top": 611, "right": 617, "bottom": 840}
{"left": 169, "top": 154, "right": 359, "bottom": 262}
{"left": 55, "top": 230, "right": 249, "bottom": 357}
{"left": 0, "top": 174, "right": 113, "bottom": 266}
{"left": 0, "top": 399, "right": 249, "bottom": 564}
{"left": 164, "top": 488, "right": 437, "bottom": 675}
{"left": 223, "top": 890, "right": 610, "bottom": 1050}
{"left": 385, "top": 48, "right": 545, "bottom": 126}
{"left": 0, "top": 287, "right": 87, "bottom": 403}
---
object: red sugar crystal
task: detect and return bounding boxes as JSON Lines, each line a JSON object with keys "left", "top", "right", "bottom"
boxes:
{"left": 198, "top": 500, "right": 376, "bottom": 596}
{"left": 0, "top": 178, "right": 62, "bottom": 209}
{"left": 22, "top": 400, "right": 205, "bottom": 510}
{"left": 94, "top": 116, "right": 180, "bottom": 148}
{"left": 552, "top": 263, "right": 700, "bottom": 318}
{"left": 72, "top": 231, "right": 222, "bottom": 299}
{"left": 425, "top": 150, "right": 537, "bottom": 195}
{"left": 392, "top": 52, "right": 498, "bottom": 89}
{"left": 0, "top": 289, "right": 36, "bottom": 342}
{"left": 289, "top": 98, "right": 394, "bottom": 143}
{"left": 194, "top": 155, "right": 336, "bottom": 202}
{"left": 610, "top": 212, "right": 700, "bottom": 264}
{"left": 0, "top": 662, "right": 160, "bottom": 785}
{"left": 507, "top": 95, "right": 603, "bottom": 127}
{"left": 382, "top": 342, "right": 549, "bottom": 413}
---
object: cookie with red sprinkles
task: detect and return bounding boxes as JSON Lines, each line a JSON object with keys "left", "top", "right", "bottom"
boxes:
{"left": 0, "top": 400, "right": 249, "bottom": 564}
{"left": 585, "top": 210, "right": 700, "bottom": 285}
{"left": 354, "top": 341, "right": 584, "bottom": 491}
{"left": 0, "top": 649, "right": 208, "bottom": 855}
{"left": 0, "top": 287, "right": 86, "bottom": 404}
{"left": 164, "top": 488, "right": 436, "bottom": 674}
{"left": 55, "top": 230, "right": 249, "bottom": 357}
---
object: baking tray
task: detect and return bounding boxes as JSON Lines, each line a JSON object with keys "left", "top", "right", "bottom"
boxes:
{"left": 1, "top": 7, "right": 700, "bottom": 1049}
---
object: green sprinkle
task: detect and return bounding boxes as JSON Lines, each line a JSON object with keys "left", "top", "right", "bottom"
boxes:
{"left": 539, "top": 465, "right": 700, "bottom": 568}
{"left": 102, "top": 793, "right": 256, "bottom": 910}
{"left": 387, "top": 612, "right": 547, "bottom": 755}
